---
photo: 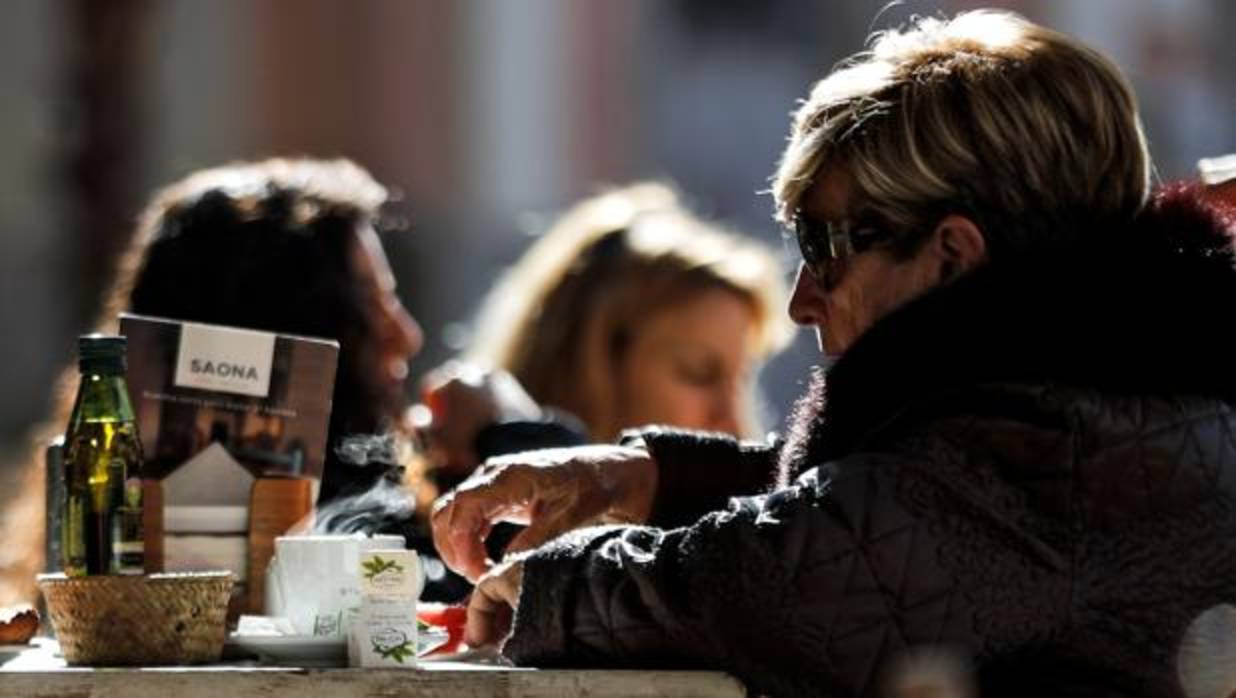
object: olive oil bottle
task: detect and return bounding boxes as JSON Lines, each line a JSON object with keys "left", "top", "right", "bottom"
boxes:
{"left": 61, "top": 335, "right": 145, "bottom": 576}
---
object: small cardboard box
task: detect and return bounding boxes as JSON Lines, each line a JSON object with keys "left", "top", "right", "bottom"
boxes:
{"left": 349, "top": 549, "right": 421, "bottom": 668}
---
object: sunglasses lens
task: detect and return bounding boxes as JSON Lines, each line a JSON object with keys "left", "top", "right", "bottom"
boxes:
{"left": 794, "top": 212, "right": 896, "bottom": 287}
{"left": 795, "top": 217, "right": 822, "bottom": 270}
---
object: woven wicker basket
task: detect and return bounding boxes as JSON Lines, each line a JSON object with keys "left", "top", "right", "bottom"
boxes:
{"left": 38, "top": 572, "right": 233, "bottom": 666}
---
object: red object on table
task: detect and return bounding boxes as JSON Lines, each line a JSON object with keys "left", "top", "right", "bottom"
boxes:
{"left": 417, "top": 604, "right": 468, "bottom": 656}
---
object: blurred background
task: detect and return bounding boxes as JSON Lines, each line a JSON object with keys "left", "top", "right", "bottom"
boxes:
{"left": 2, "top": 0, "right": 1233, "bottom": 487}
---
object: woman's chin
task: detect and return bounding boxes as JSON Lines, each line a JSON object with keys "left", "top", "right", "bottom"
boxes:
{"left": 820, "top": 334, "right": 844, "bottom": 358}
{"left": 387, "top": 358, "right": 410, "bottom": 383}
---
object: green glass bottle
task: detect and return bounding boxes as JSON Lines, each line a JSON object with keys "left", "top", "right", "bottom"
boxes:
{"left": 61, "top": 335, "right": 145, "bottom": 576}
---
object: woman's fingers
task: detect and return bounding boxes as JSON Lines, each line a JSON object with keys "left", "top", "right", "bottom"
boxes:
{"left": 431, "top": 464, "right": 538, "bottom": 580}
{"left": 464, "top": 561, "right": 524, "bottom": 647}
{"left": 465, "top": 586, "right": 512, "bottom": 648}
{"left": 432, "top": 445, "right": 656, "bottom": 578}
{"left": 432, "top": 490, "right": 497, "bottom": 581}
{"left": 503, "top": 505, "right": 587, "bottom": 555}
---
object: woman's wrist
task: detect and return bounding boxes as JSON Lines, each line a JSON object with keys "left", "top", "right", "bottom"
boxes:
{"left": 598, "top": 442, "right": 658, "bottom": 525}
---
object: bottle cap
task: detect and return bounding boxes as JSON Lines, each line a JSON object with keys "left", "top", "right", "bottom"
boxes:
{"left": 78, "top": 334, "right": 127, "bottom": 374}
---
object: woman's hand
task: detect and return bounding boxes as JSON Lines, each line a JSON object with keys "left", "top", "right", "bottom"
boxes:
{"left": 431, "top": 444, "right": 658, "bottom": 581}
{"left": 417, "top": 362, "right": 542, "bottom": 477}
{"left": 465, "top": 559, "right": 524, "bottom": 647}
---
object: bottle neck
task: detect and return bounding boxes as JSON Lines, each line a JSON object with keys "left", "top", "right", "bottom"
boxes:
{"left": 68, "top": 372, "right": 137, "bottom": 426}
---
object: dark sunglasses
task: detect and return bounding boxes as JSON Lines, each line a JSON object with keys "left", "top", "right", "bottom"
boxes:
{"left": 793, "top": 211, "right": 893, "bottom": 282}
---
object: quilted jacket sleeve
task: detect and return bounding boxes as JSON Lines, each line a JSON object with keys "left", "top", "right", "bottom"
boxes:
{"left": 503, "top": 454, "right": 1066, "bottom": 697}
{"left": 623, "top": 427, "right": 781, "bottom": 529}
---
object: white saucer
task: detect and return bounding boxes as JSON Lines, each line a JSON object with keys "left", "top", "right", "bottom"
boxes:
{"left": 226, "top": 633, "right": 346, "bottom": 667}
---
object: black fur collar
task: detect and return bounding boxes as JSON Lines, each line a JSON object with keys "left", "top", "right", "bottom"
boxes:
{"left": 780, "top": 184, "right": 1236, "bottom": 481}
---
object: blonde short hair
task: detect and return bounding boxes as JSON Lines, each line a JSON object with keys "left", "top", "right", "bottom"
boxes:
{"left": 468, "top": 182, "right": 792, "bottom": 440}
{"left": 773, "top": 10, "right": 1151, "bottom": 258}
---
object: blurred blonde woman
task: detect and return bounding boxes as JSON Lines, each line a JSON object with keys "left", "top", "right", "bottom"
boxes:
{"left": 422, "top": 182, "right": 791, "bottom": 475}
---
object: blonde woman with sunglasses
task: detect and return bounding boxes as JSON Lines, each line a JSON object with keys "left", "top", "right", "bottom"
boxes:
{"left": 432, "top": 11, "right": 1236, "bottom": 697}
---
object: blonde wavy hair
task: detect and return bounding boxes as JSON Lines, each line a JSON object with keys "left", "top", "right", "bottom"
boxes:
{"left": 773, "top": 10, "right": 1151, "bottom": 258}
{"left": 467, "top": 182, "right": 792, "bottom": 441}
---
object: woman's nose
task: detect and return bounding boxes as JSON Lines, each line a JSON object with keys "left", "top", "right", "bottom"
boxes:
{"left": 788, "top": 263, "right": 826, "bottom": 328}
{"left": 709, "top": 385, "right": 742, "bottom": 436}
{"left": 387, "top": 300, "right": 423, "bottom": 360}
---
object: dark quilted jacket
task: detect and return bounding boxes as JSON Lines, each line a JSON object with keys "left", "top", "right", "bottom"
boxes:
{"left": 503, "top": 186, "right": 1236, "bottom": 697}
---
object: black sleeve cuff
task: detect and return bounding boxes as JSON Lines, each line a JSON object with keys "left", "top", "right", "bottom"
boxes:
{"left": 620, "top": 426, "right": 780, "bottom": 529}
{"left": 475, "top": 410, "right": 589, "bottom": 461}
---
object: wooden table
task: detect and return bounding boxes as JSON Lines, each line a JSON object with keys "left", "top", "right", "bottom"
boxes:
{"left": 0, "top": 640, "right": 746, "bottom": 697}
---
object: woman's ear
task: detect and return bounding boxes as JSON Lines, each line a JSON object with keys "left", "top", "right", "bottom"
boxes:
{"left": 930, "top": 214, "right": 987, "bottom": 282}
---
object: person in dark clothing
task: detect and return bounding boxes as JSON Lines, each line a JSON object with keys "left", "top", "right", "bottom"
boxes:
{"left": 431, "top": 10, "right": 1236, "bottom": 697}
{"left": 0, "top": 158, "right": 435, "bottom": 604}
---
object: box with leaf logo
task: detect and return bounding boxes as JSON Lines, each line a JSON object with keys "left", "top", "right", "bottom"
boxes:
{"left": 351, "top": 549, "right": 421, "bottom": 668}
